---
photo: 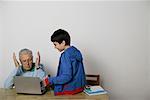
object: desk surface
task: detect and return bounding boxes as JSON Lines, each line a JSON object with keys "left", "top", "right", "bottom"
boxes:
{"left": 0, "top": 88, "right": 109, "bottom": 100}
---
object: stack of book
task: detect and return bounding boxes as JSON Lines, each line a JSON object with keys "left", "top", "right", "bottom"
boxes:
{"left": 84, "top": 85, "right": 107, "bottom": 96}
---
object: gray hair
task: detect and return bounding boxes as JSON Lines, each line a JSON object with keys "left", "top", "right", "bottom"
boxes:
{"left": 19, "top": 48, "right": 33, "bottom": 58}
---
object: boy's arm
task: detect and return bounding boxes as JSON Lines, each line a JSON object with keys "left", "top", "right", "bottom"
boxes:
{"left": 48, "top": 53, "right": 72, "bottom": 85}
{"left": 4, "top": 67, "right": 23, "bottom": 89}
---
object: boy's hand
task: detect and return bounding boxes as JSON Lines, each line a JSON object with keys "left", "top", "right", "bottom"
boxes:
{"left": 13, "top": 52, "right": 20, "bottom": 68}
{"left": 43, "top": 76, "right": 49, "bottom": 87}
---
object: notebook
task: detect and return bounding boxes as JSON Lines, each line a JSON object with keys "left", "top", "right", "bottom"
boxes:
{"left": 84, "top": 85, "right": 107, "bottom": 96}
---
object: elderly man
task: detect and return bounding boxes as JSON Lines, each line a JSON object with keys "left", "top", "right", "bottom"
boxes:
{"left": 4, "top": 48, "right": 47, "bottom": 89}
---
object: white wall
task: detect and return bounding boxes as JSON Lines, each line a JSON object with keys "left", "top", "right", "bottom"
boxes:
{"left": 148, "top": 2, "right": 150, "bottom": 99}
{"left": 0, "top": 1, "right": 149, "bottom": 100}
{"left": 0, "top": 2, "right": 4, "bottom": 88}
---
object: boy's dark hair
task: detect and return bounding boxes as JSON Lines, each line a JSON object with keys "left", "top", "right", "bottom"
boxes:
{"left": 51, "top": 29, "right": 70, "bottom": 45}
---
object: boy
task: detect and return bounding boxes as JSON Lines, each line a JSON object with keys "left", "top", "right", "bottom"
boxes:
{"left": 44, "top": 29, "right": 86, "bottom": 95}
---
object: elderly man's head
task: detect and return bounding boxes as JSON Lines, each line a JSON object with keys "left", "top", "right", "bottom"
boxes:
{"left": 19, "top": 48, "right": 33, "bottom": 71}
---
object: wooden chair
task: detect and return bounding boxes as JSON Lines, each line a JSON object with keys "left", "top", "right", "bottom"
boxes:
{"left": 86, "top": 74, "right": 100, "bottom": 86}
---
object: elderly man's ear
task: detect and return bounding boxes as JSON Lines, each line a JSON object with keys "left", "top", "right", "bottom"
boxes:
{"left": 13, "top": 52, "right": 20, "bottom": 68}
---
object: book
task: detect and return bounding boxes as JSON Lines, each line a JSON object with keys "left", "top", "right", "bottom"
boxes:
{"left": 84, "top": 90, "right": 107, "bottom": 96}
{"left": 84, "top": 85, "right": 107, "bottom": 96}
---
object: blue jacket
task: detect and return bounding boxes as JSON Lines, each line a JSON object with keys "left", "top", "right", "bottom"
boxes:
{"left": 49, "top": 46, "right": 86, "bottom": 95}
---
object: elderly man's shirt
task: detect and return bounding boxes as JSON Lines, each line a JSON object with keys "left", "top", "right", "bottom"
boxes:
{"left": 4, "top": 63, "right": 47, "bottom": 89}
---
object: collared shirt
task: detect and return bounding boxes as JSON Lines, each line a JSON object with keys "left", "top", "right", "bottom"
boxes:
{"left": 4, "top": 63, "right": 47, "bottom": 89}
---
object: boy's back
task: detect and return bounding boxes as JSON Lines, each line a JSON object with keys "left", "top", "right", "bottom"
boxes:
{"left": 52, "top": 46, "right": 86, "bottom": 95}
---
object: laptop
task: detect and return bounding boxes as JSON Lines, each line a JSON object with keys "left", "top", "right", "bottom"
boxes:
{"left": 14, "top": 76, "right": 46, "bottom": 94}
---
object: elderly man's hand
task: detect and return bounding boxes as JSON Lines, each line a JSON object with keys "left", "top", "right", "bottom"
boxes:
{"left": 35, "top": 51, "right": 40, "bottom": 67}
{"left": 13, "top": 52, "right": 20, "bottom": 68}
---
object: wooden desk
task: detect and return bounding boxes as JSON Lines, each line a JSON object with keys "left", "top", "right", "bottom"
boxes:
{"left": 0, "top": 88, "right": 109, "bottom": 100}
